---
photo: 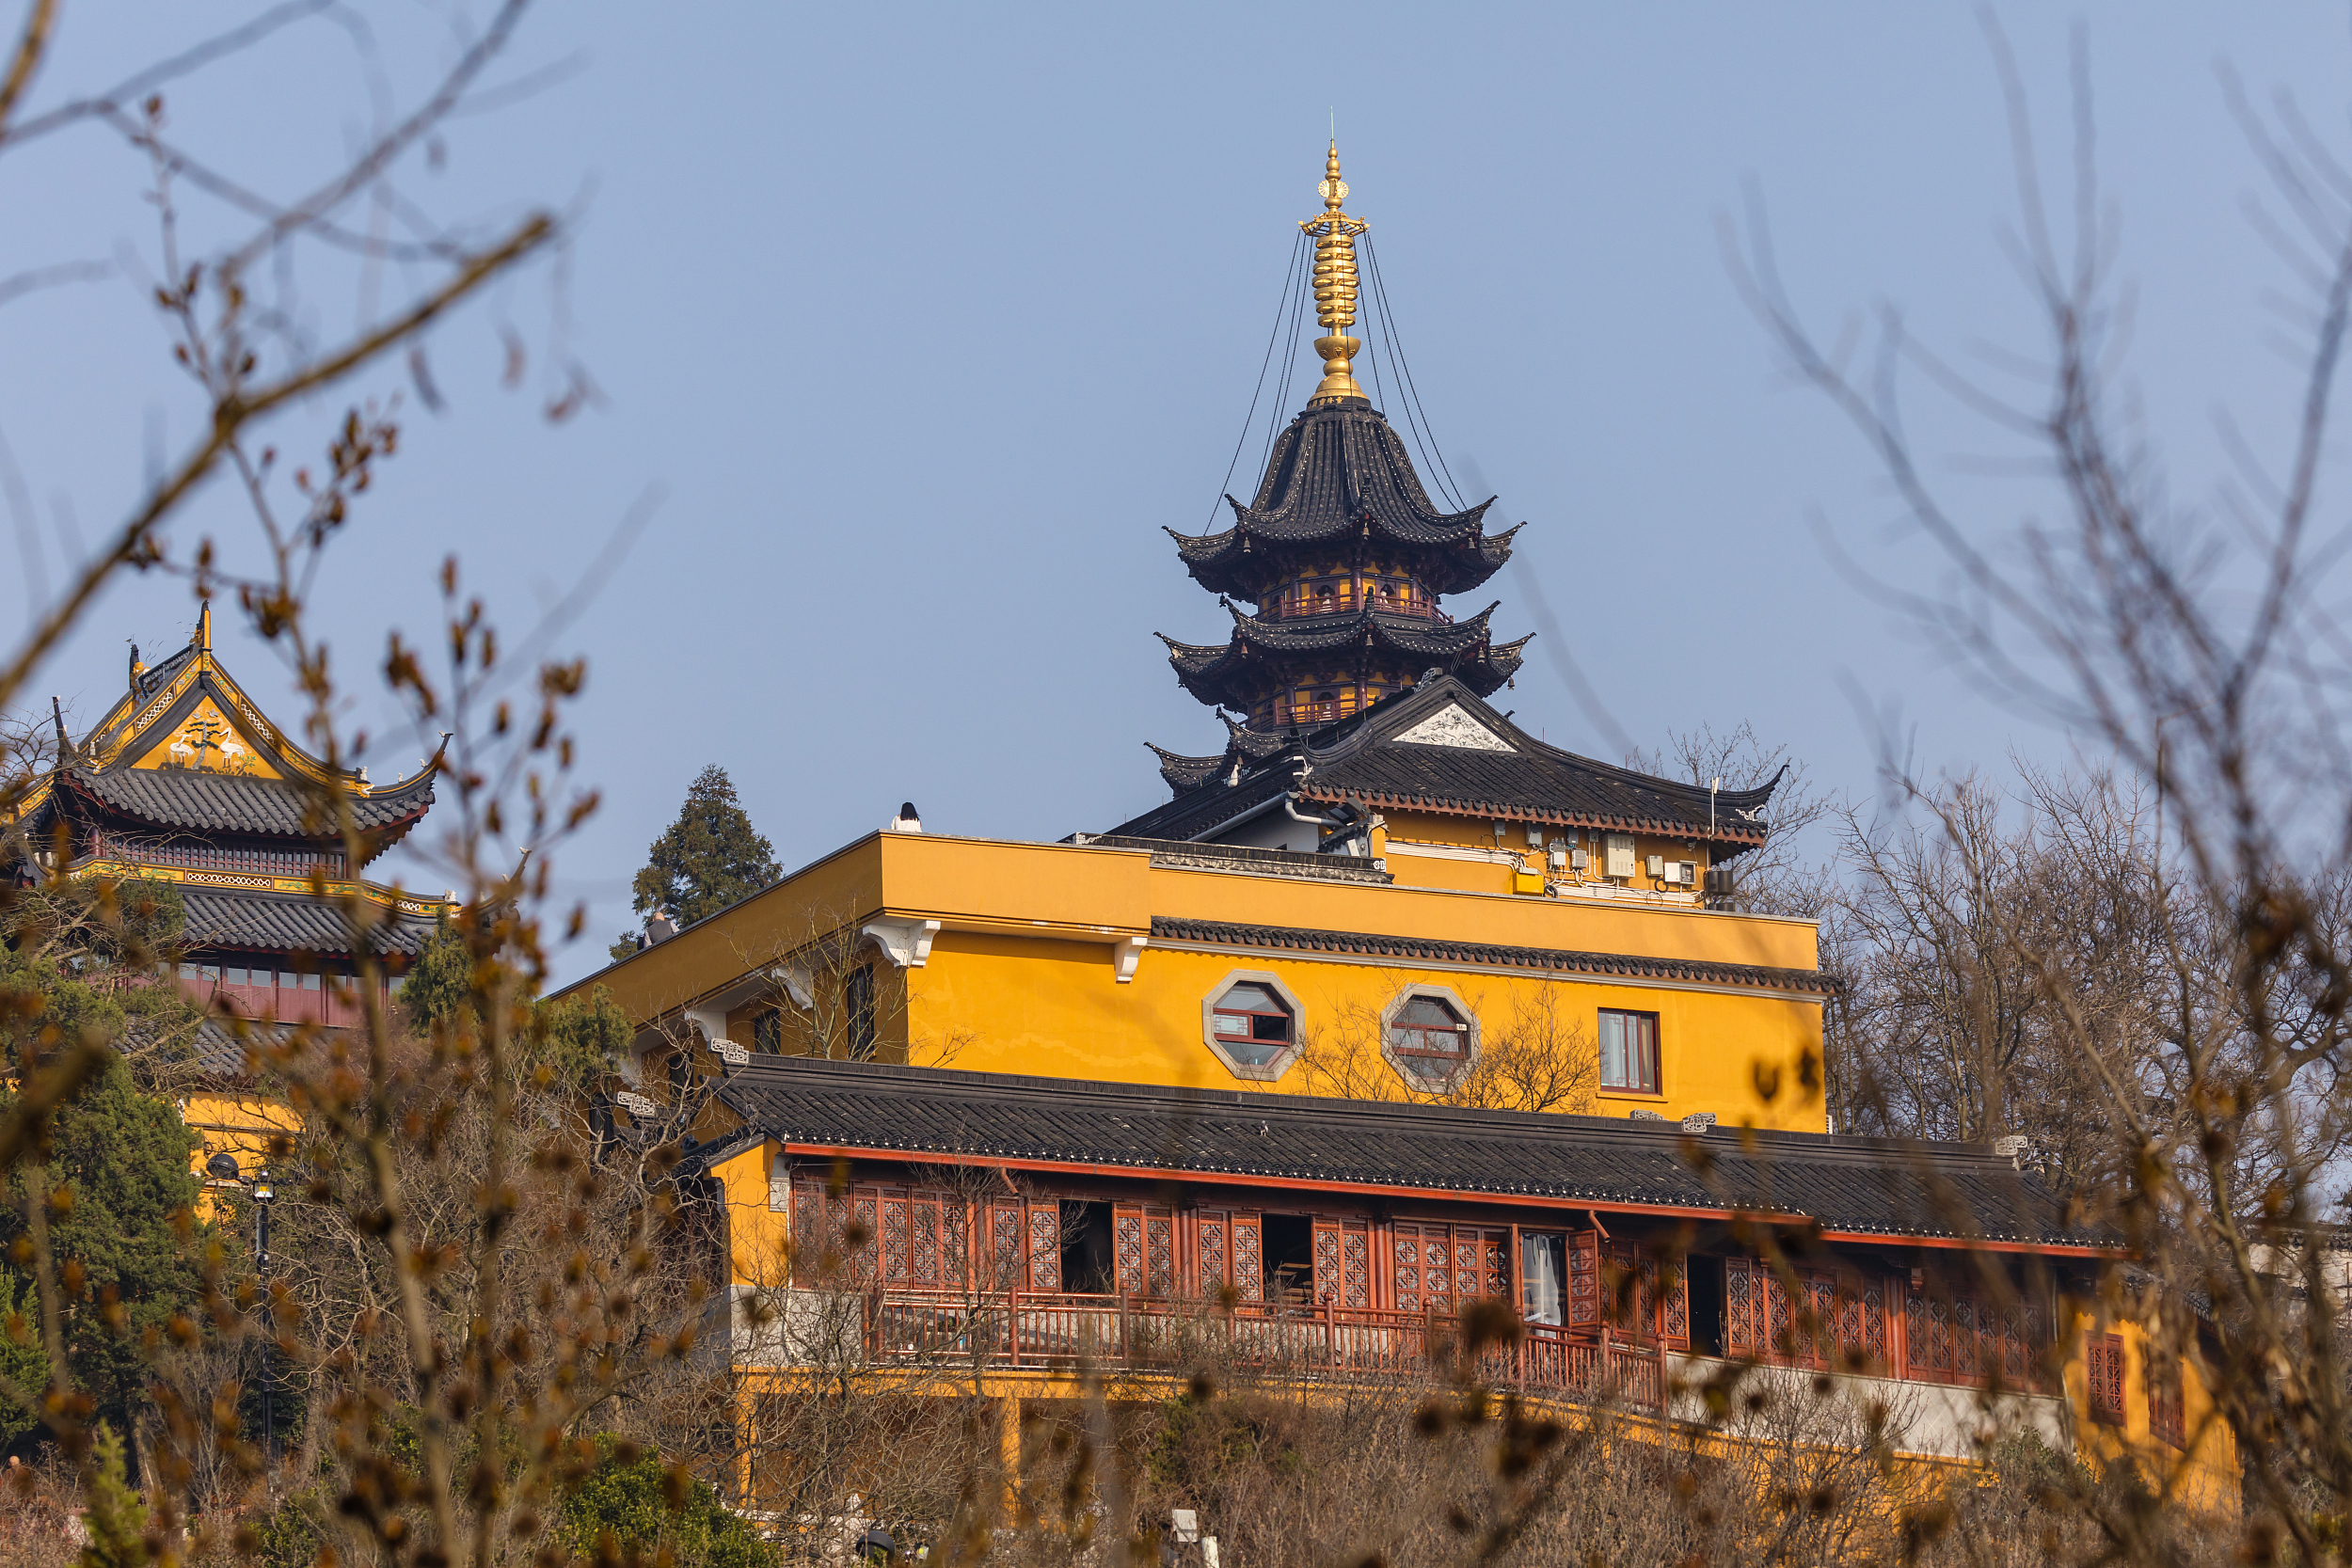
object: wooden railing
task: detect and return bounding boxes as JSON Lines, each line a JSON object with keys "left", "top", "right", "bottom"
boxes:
{"left": 863, "top": 1291, "right": 1661, "bottom": 1409}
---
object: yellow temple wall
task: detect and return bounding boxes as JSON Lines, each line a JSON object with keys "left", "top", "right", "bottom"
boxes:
{"left": 2062, "top": 1312, "right": 2240, "bottom": 1516}
{"left": 578, "top": 832, "right": 1826, "bottom": 1132}
{"left": 180, "top": 1090, "right": 303, "bottom": 1218}
{"left": 900, "top": 932, "right": 1823, "bottom": 1127}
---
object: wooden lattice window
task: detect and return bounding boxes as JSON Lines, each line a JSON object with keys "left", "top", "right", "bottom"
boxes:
{"left": 1601, "top": 1243, "right": 1691, "bottom": 1348}
{"left": 795, "top": 1180, "right": 970, "bottom": 1290}
{"left": 1113, "top": 1204, "right": 1175, "bottom": 1297}
{"left": 1899, "top": 1279, "right": 2048, "bottom": 1389}
{"left": 988, "top": 1201, "right": 1025, "bottom": 1292}
{"left": 2088, "top": 1334, "right": 2126, "bottom": 1426}
{"left": 1313, "top": 1219, "right": 1372, "bottom": 1308}
{"left": 1567, "top": 1230, "right": 1600, "bottom": 1329}
{"left": 1198, "top": 1212, "right": 1227, "bottom": 1295}
{"left": 1727, "top": 1259, "right": 1889, "bottom": 1370}
{"left": 1392, "top": 1223, "right": 1508, "bottom": 1314}
{"left": 1026, "top": 1202, "right": 1062, "bottom": 1293}
{"left": 1195, "top": 1209, "right": 1265, "bottom": 1302}
{"left": 2149, "top": 1358, "right": 2185, "bottom": 1449}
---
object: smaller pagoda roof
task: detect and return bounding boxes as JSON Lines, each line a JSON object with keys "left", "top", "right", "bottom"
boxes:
{"left": 1116, "top": 672, "right": 1778, "bottom": 850}
{"left": 13, "top": 606, "right": 439, "bottom": 866}
{"left": 181, "top": 886, "right": 438, "bottom": 958}
{"left": 1146, "top": 744, "right": 1228, "bottom": 793}
{"left": 58, "top": 764, "right": 434, "bottom": 840}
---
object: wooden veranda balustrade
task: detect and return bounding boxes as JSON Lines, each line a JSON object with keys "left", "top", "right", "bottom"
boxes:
{"left": 863, "top": 1291, "right": 1661, "bottom": 1409}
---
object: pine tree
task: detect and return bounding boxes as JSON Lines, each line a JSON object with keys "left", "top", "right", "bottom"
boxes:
{"left": 77, "top": 1422, "right": 144, "bottom": 1568}
{"left": 0, "top": 1055, "right": 208, "bottom": 1455}
{"left": 400, "top": 921, "right": 476, "bottom": 1028}
{"left": 612, "top": 765, "right": 778, "bottom": 958}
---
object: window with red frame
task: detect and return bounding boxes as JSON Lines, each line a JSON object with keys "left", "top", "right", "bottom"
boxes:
{"left": 1598, "top": 1009, "right": 1660, "bottom": 1094}
{"left": 2088, "top": 1333, "right": 2126, "bottom": 1425}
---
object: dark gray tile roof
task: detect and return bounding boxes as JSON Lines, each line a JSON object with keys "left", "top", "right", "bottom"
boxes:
{"left": 1166, "top": 402, "right": 1514, "bottom": 599}
{"left": 1149, "top": 915, "right": 1836, "bottom": 995}
{"left": 1108, "top": 674, "right": 1778, "bottom": 848}
{"left": 1074, "top": 838, "right": 1392, "bottom": 886}
{"left": 119, "top": 1014, "right": 293, "bottom": 1084}
{"left": 183, "top": 888, "right": 437, "bottom": 958}
{"left": 62, "top": 764, "right": 433, "bottom": 839}
{"left": 1157, "top": 608, "right": 1524, "bottom": 713}
{"left": 720, "top": 1056, "right": 2106, "bottom": 1248}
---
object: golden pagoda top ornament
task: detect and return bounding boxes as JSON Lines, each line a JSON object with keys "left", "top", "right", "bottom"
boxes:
{"left": 1300, "top": 141, "right": 1369, "bottom": 405}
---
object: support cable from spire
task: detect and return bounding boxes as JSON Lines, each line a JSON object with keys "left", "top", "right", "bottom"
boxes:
{"left": 1361, "top": 332, "right": 1391, "bottom": 420}
{"left": 1362, "top": 234, "right": 1468, "bottom": 510}
{"left": 1212, "top": 230, "right": 1310, "bottom": 524}
{"left": 1263, "top": 241, "right": 1311, "bottom": 474}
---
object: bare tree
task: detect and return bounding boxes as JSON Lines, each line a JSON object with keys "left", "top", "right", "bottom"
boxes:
{"left": 1629, "top": 721, "right": 1837, "bottom": 918}
{"left": 1729, "top": 14, "right": 2352, "bottom": 1559}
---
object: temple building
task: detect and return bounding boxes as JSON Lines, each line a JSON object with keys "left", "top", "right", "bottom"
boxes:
{"left": 8, "top": 603, "right": 445, "bottom": 1042}
{"left": 482, "top": 147, "right": 2242, "bottom": 1512}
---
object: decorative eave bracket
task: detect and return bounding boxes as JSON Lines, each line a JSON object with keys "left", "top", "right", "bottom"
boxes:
{"left": 862, "top": 916, "right": 943, "bottom": 969}
{"left": 1114, "top": 935, "right": 1147, "bottom": 984}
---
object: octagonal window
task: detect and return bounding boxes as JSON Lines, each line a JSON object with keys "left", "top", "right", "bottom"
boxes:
{"left": 1202, "top": 971, "right": 1302, "bottom": 1082}
{"left": 1381, "top": 985, "right": 1480, "bottom": 1092}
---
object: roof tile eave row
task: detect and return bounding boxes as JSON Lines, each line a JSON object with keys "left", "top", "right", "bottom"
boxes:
{"left": 1302, "top": 783, "right": 1769, "bottom": 844}
{"left": 1148, "top": 915, "right": 1837, "bottom": 997}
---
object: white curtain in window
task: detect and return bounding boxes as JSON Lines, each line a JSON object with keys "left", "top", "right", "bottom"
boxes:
{"left": 1522, "top": 1232, "right": 1565, "bottom": 1325}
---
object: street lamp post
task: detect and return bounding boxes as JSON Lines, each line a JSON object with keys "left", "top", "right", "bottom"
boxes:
{"left": 206, "top": 1152, "right": 277, "bottom": 1469}
{"left": 253, "top": 1167, "right": 275, "bottom": 1469}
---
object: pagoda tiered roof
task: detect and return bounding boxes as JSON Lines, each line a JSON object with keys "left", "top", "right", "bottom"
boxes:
{"left": 1157, "top": 599, "right": 1527, "bottom": 712}
{"left": 1166, "top": 399, "right": 1518, "bottom": 598}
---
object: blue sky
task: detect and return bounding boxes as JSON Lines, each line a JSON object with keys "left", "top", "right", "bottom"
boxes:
{"left": 5, "top": 3, "right": 2347, "bottom": 982}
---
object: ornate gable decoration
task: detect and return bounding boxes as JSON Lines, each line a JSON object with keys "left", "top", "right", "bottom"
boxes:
{"left": 1393, "top": 703, "right": 1514, "bottom": 752}
{"left": 133, "top": 696, "right": 279, "bottom": 778}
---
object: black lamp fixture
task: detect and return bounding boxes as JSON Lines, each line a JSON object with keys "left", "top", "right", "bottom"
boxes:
{"left": 205, "top": 1153, "right": 281, "bottom": 1469}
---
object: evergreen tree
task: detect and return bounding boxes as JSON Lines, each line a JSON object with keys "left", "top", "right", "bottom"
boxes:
{"left": 0, "top": 878, "right": 204, "bottom": 1088}
{"left": 76, "top": 1422, "right": 144, "bottom": 1568}
{"left": 399, "top": 921, "right": 477, "bottom": 1029}
{"left": 532, "top": 985, "right": 631, "bottom": 1097}
{"left": 557, "top": 1438, "right": 776, "bottom": 1568}
{"left": 0, "top": 1054, "right": 208, "bottom": 1457}
{"left": 612, "top": 766, "right": 778, "bottom": 958}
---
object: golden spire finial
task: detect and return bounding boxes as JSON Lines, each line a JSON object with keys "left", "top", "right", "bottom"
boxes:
{"left": 1300, "top": 140, "right": 1368, "bottom": 405}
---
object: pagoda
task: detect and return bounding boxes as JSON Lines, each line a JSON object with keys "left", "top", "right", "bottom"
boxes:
{"left": 8, "top": 604, "right": 446, "bottom": 1033}
{"left": 1155, "top": 144, "right": 1530, "bottom": 749}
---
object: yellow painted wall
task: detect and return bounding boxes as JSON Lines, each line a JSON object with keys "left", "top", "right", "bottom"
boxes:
{"left": 902, "top": 933, "right": 1824, "bottom": 1128}
{"left": 2064, "top": 1313, "right": 2239, "bottom": 1515}
{"left": 181, "top": 1089, "right": 302, "bottom": 1217}
{"left": 574, "top": 832, "right": 1827, "bottom": 1132}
